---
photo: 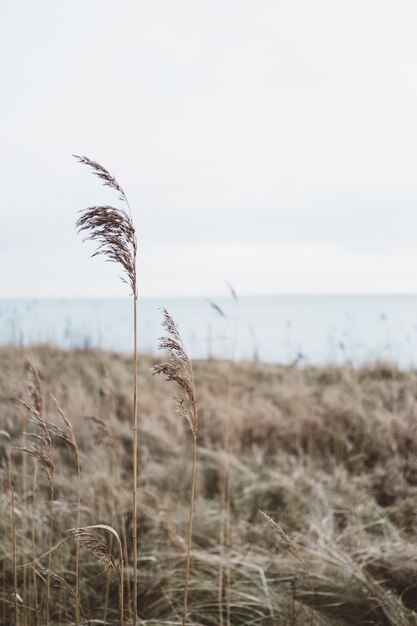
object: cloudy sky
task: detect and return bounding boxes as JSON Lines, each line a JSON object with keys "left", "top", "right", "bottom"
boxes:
{"left": 2, "top": 1, "right": 417, "bottom": 298}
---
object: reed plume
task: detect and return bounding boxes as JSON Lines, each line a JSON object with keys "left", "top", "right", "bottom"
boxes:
{"left": 259, "top": 511, "right": 314, "bottom": 625}
{"left": 69, "top": 525, "right": 124, "bottom": 626}
{"left": 74, "top": 156, "right": 137, "bottom": 296}
{"left": 75, "top": 155, "right": 138, "bottom": 622}
{"left": 152, "top": 308, "right": 198, "bottom": 626}
{"left": 259, "top": 511, "right": 304, "bottom": 565}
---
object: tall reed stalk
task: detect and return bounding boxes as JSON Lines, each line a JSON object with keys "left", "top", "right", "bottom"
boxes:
{"left": 209, "top": 285, "right": 238, "bottom": 626}
{"left": 31, "top": 466, "right": 39, "bottom": 626}
{"left": 8, "top": 447, "right": 18, "bottom": 626}
{"left": 152, "top": 309, "right": 198, "bottom": 626}
{"left": 74, "top": 155, "right": 138, "bottom": 621}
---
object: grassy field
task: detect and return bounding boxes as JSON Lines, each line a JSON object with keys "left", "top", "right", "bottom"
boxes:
{"left": 1, "top": 344, "right": 417, "bottom": 625}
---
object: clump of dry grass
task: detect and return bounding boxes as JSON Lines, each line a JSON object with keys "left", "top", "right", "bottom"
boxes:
{"left": 19, "top": 362, "right": 55, "bottom": 626}
{"left": 2, "top": 346, "right": 417, "bottom": 624}
{"left": 49, "top": 394, "right": 81, "bottom": 626}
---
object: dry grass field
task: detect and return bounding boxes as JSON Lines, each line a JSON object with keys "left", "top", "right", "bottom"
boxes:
{"left": 2, "top": 344, "right": 417, "bottom": 625}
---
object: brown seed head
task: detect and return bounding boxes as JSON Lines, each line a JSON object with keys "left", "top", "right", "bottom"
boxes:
{"left": 25, "top": 361, "right": 43, "bottom": 416}
{"left": 152, "top": 308, "right": 198, "bottom": 437}
{"left": 259, "top": 511, "right": 304, "bottom": 565}
{"left": 75, "top": 156, "right": 137, "bottom": 296}
{"left": 73, "top": 155, "right": 126, "bottom": 200}
{"left": 69, "top": 527, "right": 118, "bottom": 574}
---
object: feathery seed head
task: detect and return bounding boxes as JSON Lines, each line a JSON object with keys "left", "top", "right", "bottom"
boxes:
{"left": 73, "top": 155, "right": 126, "bottom": 200}
{"left": 69, "top": 527, "right": 117, "bottom": 573}
{"left": 25, "top": 361, "right": 43, "bottom": 417}
{"left": 75, "top": 156, "right": 137, "bottom": 296}
{"left": 152, "top": 308, "right": 198, "bottom": 437}
{"left": 259, "top": 511, "right": 304, "bottom": 565}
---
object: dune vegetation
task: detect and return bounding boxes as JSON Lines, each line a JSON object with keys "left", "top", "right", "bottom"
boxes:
{"left": 2, "top": 157, "right": 417, "bottom": 625}
{"left": 1, "top": 343, "right": 417, "bottom": 625}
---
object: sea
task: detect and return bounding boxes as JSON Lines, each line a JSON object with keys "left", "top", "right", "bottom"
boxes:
{"left": 1, "top": 295, "right": 417, "bottom": 367}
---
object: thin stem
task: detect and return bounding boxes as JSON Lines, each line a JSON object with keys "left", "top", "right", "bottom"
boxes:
{"left": 8, "top": 450, "right": 18, "bottom": 626}
{"left": 31, "top": 466, "right": 39, "bottom": 626}
{"left": 219, "top": 301, "right": 238, "bottom": 626}
{"left": 46, "top": 482, "right": 54, "bottom": 626}
{"left": 119, "top": 562, "right": 124, "bottom": 626}
{"left": 120, "top": 515, "right": 131, "bottom": 617}
{"left": 75, "top": 458, "right": 81, "bottom": 626}
{"left": 183, "top": 435, "right": 197, "bottom": 626}
{"left": 22, "top": 414, "right": 28, "bottom": 626}
{"left": 219, "top": 363, "right": 234, "bottom": 626}
{"left": 132, "top": 293, "right": 138, "bottom": 623}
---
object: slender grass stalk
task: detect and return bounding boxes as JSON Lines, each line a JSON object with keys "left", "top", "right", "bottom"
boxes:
{"left": 69, "top": 525, "right": 124, "bottom": 626}
{"left": 2, "top": 558, "right": 6, "bottom": 625}
{"left": 209, "top": 285, "right": 238, "bottom": 626}
{"left": 18, "top": 401, "right": 29, "bottom": 626}
{"left": 219, "top": 361, "right": 234, "bottom": 626}
{"left": 46, "top": 483, "right": 54, "bottom": 626}
{"left": 152, "top": 309, "right": 198, "bottom": 626}
{"left": 259, "top": 511, "right": 314, "bottom": 626}
{"left": 74, "top": 155, "right": 138, "bottom": 622}
{"left": 133, "top": 294, "right": 138, "bottom": 621}
{"left": 8, "top": 448, "right": 18, "bottom": 626}
{"left": 184, "top": 433, "right": 197, "bottom": 625}
{"left": 75, "top": 463, "right": 81, "bottom": 625}
{"left": 31, "top": 466, "right": 39, "bottom": 626}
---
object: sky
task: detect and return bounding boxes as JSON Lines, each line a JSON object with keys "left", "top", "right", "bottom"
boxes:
{"left": 1, "top": 0, "right": 417, "bottom": 298}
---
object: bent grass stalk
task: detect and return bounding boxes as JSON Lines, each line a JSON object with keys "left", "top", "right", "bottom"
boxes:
{"left": 69, "top": 525, "right": 124, "bottom": 626}
{"left": 259, "top": 511, "right": 314, "bottom": 626}
{"left": 152, "top": 309, "right": 198, "bottom": 626}
{"left": 74, "top": 155, "right": 138, "bottom": 621}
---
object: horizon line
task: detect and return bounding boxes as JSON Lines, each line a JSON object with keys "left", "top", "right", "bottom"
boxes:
{"left": 3, "top": 292, "right": 417, "bottom": 300}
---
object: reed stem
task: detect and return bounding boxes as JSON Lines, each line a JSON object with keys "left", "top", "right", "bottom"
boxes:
{"left": 8, "top": 449, "right": 18, "bottom": 626}
{"left": 183, "top": 434, "right": 197, "bottom": 626}
{"left": 132, "top": 293, "right": 138, "bottom": 623}
{"left": 75, "top": 458, "right": 81, "bottom": 626}
{"left": 46, "top": 482, "right": 54, "bottom": 626}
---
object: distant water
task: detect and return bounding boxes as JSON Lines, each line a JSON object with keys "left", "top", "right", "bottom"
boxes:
{"left": 1, "top": 296, "right": 417, "bottom": 367}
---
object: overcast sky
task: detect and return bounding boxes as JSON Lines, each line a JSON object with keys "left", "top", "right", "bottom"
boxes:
{"left": 2, "top": 1, "right": 417, "bottom": 298}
